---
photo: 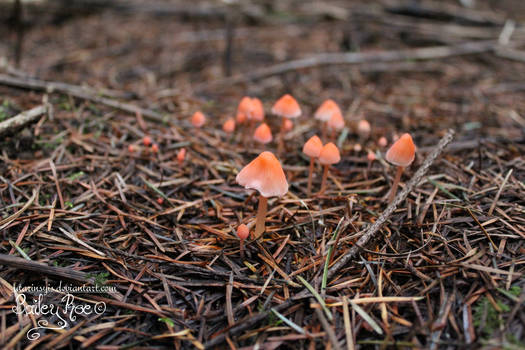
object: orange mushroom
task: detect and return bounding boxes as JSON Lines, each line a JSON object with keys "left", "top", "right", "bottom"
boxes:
{"left": 327, "top": 111, "right": 345, "bottom": 141}
{"left": 237, "top": 224, "right": 249, "bottom": 258}
{"left": 302, "top": 135, "right": 323, "bottom": 196}
{"left": 357, "top": 119, "right": 371, "bottom": 141}
{"left": 378, "top": 136, "right": 388, "bottom": 148}
{"left": 283, "top": 119, "right": 293, "bottom": 132}
{"left": 318, "top": 142, "right": 341, "bottom": 195}
{"left": 223, "top": 118, "right": 236, "bottom": 133}
{"left": 253, "top": 123, "right": 273, "bottom": 144}
{"left": 272, "top": 94, "right": 301, "bottom": 155}
{"left": 315, "top": 99, "right": 342, "bottom": 139}
{"left": 151, "top": 143, "right": 159, "bottom": 154}
{"left": 385, "top": 133, "right": 416, "bottom": 203}
{"left": 191, "top": 111, "right": 206, "bottom": 128}
{"left": 236, "top": 97, "right": 252, "bottom": 125}
{"left": 143, "top": 136, "right": 152, "bottom": 147}
{"left": 249, "top": 98, "right": 265, "bottom": 122}
{"left": 177, "top": 148, "right": 186, "bottom": 165}
{"left": 236, "top": 151, "right": 288, "bottom": 238}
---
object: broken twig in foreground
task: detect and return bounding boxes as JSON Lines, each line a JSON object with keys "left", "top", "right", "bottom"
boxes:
{"left": 0, "top": 104, "right": 47, "bottom": 137}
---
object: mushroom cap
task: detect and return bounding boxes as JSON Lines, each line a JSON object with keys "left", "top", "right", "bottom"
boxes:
{"left": 237, "top": 224, "right": 249, "bottom": 240}
{"left": 249, "top": 98, "right": 265, "bottom": 121}
{"left": 143, "top": 136, "right": 152, "bottom": 146}
{"left": 302, "top": 135, "right": 323, "bottom": 158}
{"left": 385, "top": 133, "right": 416, "bottom": 167}
{"left": 315, "top": 99, "right": 341, "bottom": 122}
{"left": 319, "top": 142, "right": 341, "bottom": 165}
{"left": 327, "top": 111, "right": 345, "bottom": 131}
{"left": 236, "top": 151, "right": 288, "bottom": 198}
{"left": 236, "top": 110, "right": 246, "bottom": 124}
{"left": 357, "top": 120, "right": 371, "bottom": 136}
{"left": 177, "top": 148, "right": 186, "bottom": 163}
{"left": 223, "top": 118, "right": 236, "bottom": 133}
{"left": 236, "top": 97, "right": 252, "bottom": 124}
{"left": 191, "top": 111, "right": 206, "bottom": 128}
{"left": 271, "top": 94, "right": 301, "bottom": 119}
{"left": 367, "top": 151, "right": 376, "bottom": 161}
{"left": 253, "top": 123, "right": 273, "bottom": 144}
{"left": 378, "top": 136, "right": 388, "bottom": 147}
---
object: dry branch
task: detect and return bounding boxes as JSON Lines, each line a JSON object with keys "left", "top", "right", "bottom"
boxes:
{"left": 0, "top": 73, "right": 163, "bottom": 122}
{"left": 193, "top": 40, "right": 499, "bottom": 92}
{"left": 0, "top": 104, "right": 47, "bottom": 137}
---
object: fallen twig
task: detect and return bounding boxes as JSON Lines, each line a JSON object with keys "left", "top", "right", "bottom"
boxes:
{"left": 0, "top": 104, "right": 47, "bottom": 137}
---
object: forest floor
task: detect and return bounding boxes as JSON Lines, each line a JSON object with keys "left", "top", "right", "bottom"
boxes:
{"left": 0, "top": 1, "right": 524, "bottom": 349}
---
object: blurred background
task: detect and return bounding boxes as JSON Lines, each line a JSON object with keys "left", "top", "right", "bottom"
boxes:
{"left": 1, "top": 0, "right": 525, "bottom": 142}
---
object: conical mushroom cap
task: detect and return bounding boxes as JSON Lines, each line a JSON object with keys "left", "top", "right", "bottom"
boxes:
{"left": 236, "top": 151, "right": 288, "bottom": 198}
{"left": 319, "top": 142, "right": 341, "bottom": 165}
{"left": 223, "top": 118, "right": 235, "bottom": 133}
{"left": 191, "top": 111, "right": 206, "bottom": 128}
{"left": 249, "top": 98, "right": 265, "bottom": 121}
{"left": 271, "top": 94, "right": 301, "bottom": 119}
{"left": 237, "top": 224, "right": 249, "bottom": 240}
{"left": 327, "top": 111, "right": 345, "bottom": 131}
{"left": 315, "top": 99, "right": 341, "bottom": 122}
{"left": 302, "top": 135, "right": 323, "bottom": 158}
{"left": 385, "top": 133, "right": 416, "bottom": 167}
{"left": 253, "top": 123, "right": 273, "bottom": 144}
{"left": 357, "top": 120, "right": 371, "bottom": 137}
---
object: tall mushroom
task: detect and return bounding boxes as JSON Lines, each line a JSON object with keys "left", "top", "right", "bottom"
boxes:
{"left": 315, "top": 99, "right": 342, "bottom": 139}
{"left": 385, "top": 133, "right": 416, "bottom": 203}
{"left": 318, "top": 142, "right": 341, "bottom": 195}
{"left": 327, "top": 111, "right": 345, "bottom": 141}
{"left": 236, "top": 151, "right": 288, "bottom": 239}
{"left": 271, "top": 94, "right": 301, "bottom": 155}
{"left": 302, "top": 135, "right": 323, "bottom": 196}
{"left": 191, "top": 111, "right": 206, "bottom": 128}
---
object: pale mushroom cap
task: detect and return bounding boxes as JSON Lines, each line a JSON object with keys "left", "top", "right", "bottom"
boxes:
{"left": 367, "top": 151, "right": 376, "bottom": 161}
{"left": 236, "top": 151, "right": 288, "bottom": 198}
{"left": 191, "top": 111, "right": 206, "bottom": 128}
{"left": 271, "top": 94, "right": 301, "bottom": 119}
{"left": 177, "top": 148, "right": 186, "bottom": 163}
{"left": 236, "top": 111, "right": 246, "bottom": 124}
{"left": 238, "top": 97, "right": 252, "bottom": 115}
{"left": 223, "top": 118, "right": 236, "bottom": 133}
{"left": 327, "top": 111, "right": 345, "bottom": 131}
{"left": 319, "top": 142, "right": 341, "bottom": 165}
{"left": 357, "top": 120, "right": 371, "bottom": 137}
{"left": 302, "top": 135, "right": 323, "bottom": 158}
{"left": 237, "top": 224, "right": 249, "bottom": 240}
{"left": 253, "top": 123, "right": 273, "bottom": 144}
{"left": 385, "top": 133, "right": 416, "bottom": 167}
{"left": 315, "top": 99, "right": 341, "bottom": 122}
{"left": 378, "top": 136, "right": 388, "bottom": 147}
{"left": 249, "top": 98, "right": 265, "bottom": 121}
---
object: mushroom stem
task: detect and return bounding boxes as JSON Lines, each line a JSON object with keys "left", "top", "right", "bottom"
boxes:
{"left": 239, "top": 239, "right": 245, "bottom": 259}
{"left": 254, "top": 195, "right": 268, "bottom": 239}
{"left": 388, "top": 166, "right": 404, "bottom": 203}
{"left": 307, "top": 157, "right": 315, "bottom": 196}
{"left": 278, "top": 117, "right": 287, "bottom": 156}
{"left": 319, "top": 165, "right": 329, "bottom": 195}
{"left": 321, "top": 122, "right": 327, "bottom": 140}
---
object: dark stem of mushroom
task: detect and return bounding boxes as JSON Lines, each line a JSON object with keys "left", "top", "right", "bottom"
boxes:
{"left": 239, "top": 239, "right": 244, "bottom": 260}
{"left": 388, "top": 166, "right": 404, "bottom": 204}
{"left": 307, "top": 157, "right": 315, "bottom": 196}
{"left": 321, "top": 122, "right": 327, "bottom": 140}
{"left": 319, "top": 165, "right": 330, "bottom": 195}
{"left": 254, "top": 195, "right": 268, "bottom": 239}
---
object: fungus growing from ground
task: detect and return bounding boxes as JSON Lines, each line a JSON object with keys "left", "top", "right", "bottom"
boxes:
{"left": 378, "top": 136, "right": 388, "bottom": 148}
{"left": 223, "top": 118, "right": 235, "bottom": 133}
{"left": 385, "top": 133, "right": 416, "bottom": 203}
{"left": 143, "top": 136, "right": 152, "bottom": 146}
{"left": 357, "top": 119, "right": 371, "bottom": 141}
{"left": 237, "top": 224, "right": 249, "bottom": 258}
{"left": 315, "top": 99, "right": 342, "bottom": 139}
{"left": 151, "top": 143, "right": 159, "bottom": 154}
{"left": 272, "top": 94, "right": 301, "bottom": 154}
{"left": 327, "top": 111, "right": 345, "bottom": 141}
{"left": 253, "top": 123, "right": 273, "bottom": 144}
{"left": 302, "top": 135, "right": 323, "bottom": 196}
{"left": 177, "top": 148, "right": 186, "bottom": 165}
{"left": 128, "top": 144, "right": 135, "bottom": 153}
{"left": 318, "top": 142, "right": 341, "bottom": 195}
{"left": 236, "top": 151, "right": 288, "bottom": 239}
{"left": 191, "top": 111, "right": 206, "bottom": 128}
{"left": 283, "top": 119, "right": 293, "bottom": 132}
